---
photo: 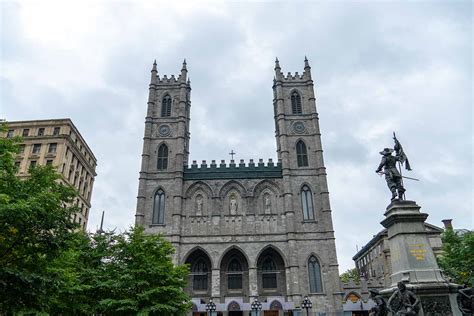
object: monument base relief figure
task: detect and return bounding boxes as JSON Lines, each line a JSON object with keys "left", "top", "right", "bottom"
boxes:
{"left": 368, "top": 289, "right": 388, "bottom": 316}
{"left": 387, "top": 282, "right": 420, "bottom": 315}
{"left": 457, "top": 285, "right": 473, "bottom": 315}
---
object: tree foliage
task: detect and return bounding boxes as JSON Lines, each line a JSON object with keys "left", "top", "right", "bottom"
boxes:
{"left": 0, "top": 124, "right": 79, "bottom": 312}
{"left": 437, "top": 228, "right": 474, "bottom": 286}
{"left": 0, "top": 125, "right": 190, "bottom": 314}
{"left": 340, "top": 267, "right": 361, "bottom": 283}
{"left": 75, "top": 228, "right": 191, "bottom": 315}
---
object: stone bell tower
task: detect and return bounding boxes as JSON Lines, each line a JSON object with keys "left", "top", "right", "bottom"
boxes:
{"left": 272, "top": 57, "right": 341, "bottom": 309}
{"left": 135, "top": 60, "right": 191, "bottom": 235}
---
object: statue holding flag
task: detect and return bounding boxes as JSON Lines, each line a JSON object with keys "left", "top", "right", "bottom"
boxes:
{"left": 376, "top": 133, "right": 416, "bottom": 201}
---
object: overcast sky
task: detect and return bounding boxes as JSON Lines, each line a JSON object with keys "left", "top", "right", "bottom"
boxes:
{"left": 1, "top": 0, "right": 472, "bottom": 272}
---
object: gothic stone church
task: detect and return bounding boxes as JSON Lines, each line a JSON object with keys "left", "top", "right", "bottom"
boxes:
{"left": 135, "top": 58, "right": 343, "bottom": 315}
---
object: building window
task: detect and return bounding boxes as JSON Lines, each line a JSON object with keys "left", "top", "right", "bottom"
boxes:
{"left": 157, "top": 144, "right": 168, "bottom": 170}
{"left": 22, "top": 129, "right": 29, "bottom": 137}
{"left": 48, "top": 143, "right": 57, "bottom": 153}
{"left": 53, "top": 127, "right": 60, "bottom": 135}
{"left": 291, "top": 91, "right": 302, "bottom": 114}
{"left": 262, "top": 257, "right": 277, "bottom": 289}
{"left": 37, "top": 128, "right": 45, "bottom": 136}
{"left": 301, "top": 185, "right": 314, "bottom": 220}
{"left": 308, "top": 256, "right": 323, "bottom": 293}
{"left": 19, "top": 144, "right": 25, "bottom": 153}
{"left": 32, "top": 144, "right": 41, "bottom": 154}
{"left": 192, "top": 259, "right": 209, "bottom": 291}
{"left": 296, "top": 140, "right": 308, "bottom": 167}
{"left": 6, "top": 129, "right": 14, "bottom": 138}
{"left": 30, "top": 160, "right": 37, "bottom": 168}
{"left": 228, "top": 258, "right": 243, "bottom": 290}
{"left": 161, "top": 95, "right": 172, "bottom": 117}
{"left": 152, "top": 189, "right": 165, "bottom": 224}
{"left": 46, "top": 160, "right": 53, "bottom": 166}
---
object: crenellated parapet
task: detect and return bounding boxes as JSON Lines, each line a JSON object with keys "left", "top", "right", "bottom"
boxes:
{"left": 274, "top": 57, "right": 313, "bottom": 82}
{"left": 183, "top": 158, "right": 282, "bottom": 180}
{"left": 282, "top": 71, "right": 310, "bottom": 81}
{"left": 149, "top": 59, "right": 189, "bottom": 86}
{"left": 155, "top": 74, "right": 187, "bottom": 84}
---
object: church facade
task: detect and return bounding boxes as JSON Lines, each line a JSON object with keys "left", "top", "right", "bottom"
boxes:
{"left": 135, "top": 58, "right": 343, "bottom": 315}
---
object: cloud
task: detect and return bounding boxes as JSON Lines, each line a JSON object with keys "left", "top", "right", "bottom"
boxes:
{"left": 1, "top": 0, "right": 472, "bottom": 273}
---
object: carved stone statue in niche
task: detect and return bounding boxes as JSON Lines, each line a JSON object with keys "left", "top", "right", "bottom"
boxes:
{"left": 229, "top": 193, "right": 237, "bottom": 215}
{"left": 195, "top": 195, "right": 203, "bottom": 216}
{"left": 263, "top": 193, "right": 271, "bottom": 214}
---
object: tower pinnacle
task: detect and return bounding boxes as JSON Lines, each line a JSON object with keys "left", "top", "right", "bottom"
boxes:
{"left": 150, "top": 59, "right": 158, "bottom": 84}
{"left": 180, "top": 59, "right": 187, "bottom": 82}
{"left": 274, "top": 57, "right": 283, "bottom": 80}
{"left": 304, "top": 56, "right": 310, "bottom": 69}
{"left": 304, "top": 56, "right": 312, "bottom": 80}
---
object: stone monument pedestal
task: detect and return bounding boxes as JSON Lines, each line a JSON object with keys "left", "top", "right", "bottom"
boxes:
{"left": 380, "top": 200, "right": 461, "bottom": 315}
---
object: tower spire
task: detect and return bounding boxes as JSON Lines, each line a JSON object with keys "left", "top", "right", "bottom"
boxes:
{"left": 274, "top": 57, "right": 283, "bottom": 80}
{"left": 180, "top": 58, "right": 187, "bottom": 82}
{"left": 304, "top": 56, "right": 312, "bottom": 80}
{"left": 304, "top": 56, "right": 310, "bottom": 68}
{"left": 150, "top": 59, "right": 158, "bottom": 84}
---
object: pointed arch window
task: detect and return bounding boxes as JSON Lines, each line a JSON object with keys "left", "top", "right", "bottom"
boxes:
{"left": 262, "top": 257, "right": 277, "bottom": 289}
{"left": 192, "top": 258, "right": 208, "bottom": 291}
{"left": 296, "top": 140, "right": 308, "bottom": 167}
{"left": 161, "top": 95, "right": 172, "bottom": 117}
{"left": 308, "top": 256, "right": 323, "bottom": 293}
{"left": 301, "top": 185, "right": 314, "bottom": 220}
{"left": 157, "top": 144, "right": 168, "bottom": 170}
{"left": 152, "top": 189, "right": 165, "bottom": 224}
{"left": 291, "top": 91, "right": 302, "bottom": 114}
{"left": 228, "top": 258, "right": 243, "bottom": 289}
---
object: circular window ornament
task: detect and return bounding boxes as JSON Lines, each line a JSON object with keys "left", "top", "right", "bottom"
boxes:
{"left": 293, "top": 121, "right": 306, "bottom": 134}
{"left": 158, "top": 125, "right": 171, "bottom": 137}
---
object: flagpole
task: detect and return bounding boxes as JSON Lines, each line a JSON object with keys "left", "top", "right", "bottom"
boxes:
{"left": 393, "top": 132, "right": 406, "bottom": 200}
{"left": 397, "top": 161, "right": 406, "bottom": 200}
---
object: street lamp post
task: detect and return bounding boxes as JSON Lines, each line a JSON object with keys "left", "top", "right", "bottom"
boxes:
{"left": 250, "top": 298, "right": 262, "bottom": 316}
{"left": 301, "top": 295, "right": 313, "bottom": 316}
{"left": 205, "top": 297, "right": 217, "bottom": 316}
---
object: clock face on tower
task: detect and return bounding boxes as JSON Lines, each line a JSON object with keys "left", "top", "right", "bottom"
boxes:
{"left": 293, "top": 121, "right": 306, "bottom": 134}
{"left": 158, "top": 125, "right": 171, "bottom": 137}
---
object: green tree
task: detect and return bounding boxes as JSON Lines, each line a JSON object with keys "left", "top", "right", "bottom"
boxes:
{"left": 0, "top": 125, "right": 80, "bottom": 313}
{"left": 0, "top": 125, "right": 190, "bottom": 314}
{"left": 437, "top": 228, "right": 474, "bottom": 285}
{"left": 340, "top": 267, "right": 360, "bottom": 283}
{"left": 82, "top": 227, "right": 191, "bottom": 315}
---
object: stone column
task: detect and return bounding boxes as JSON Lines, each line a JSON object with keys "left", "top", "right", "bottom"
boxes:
{"left": 249, "top": 267, "right": 258, "bottom": 297}
{"left": 211, "top": 268, "right": 220, "bottom": 299}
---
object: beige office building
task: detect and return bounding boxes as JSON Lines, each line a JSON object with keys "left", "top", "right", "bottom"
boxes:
{"left": 3, "top": 119, "right": 97, "bottom": 230}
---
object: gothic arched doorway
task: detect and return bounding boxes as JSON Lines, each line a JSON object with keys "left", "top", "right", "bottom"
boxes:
{"left": 184, "top": 248, "right": 212, "bottom": 297}
{"left": 219, "top": 247, "right": 250, "bottom": 298}
{"left": 256, "top": 246, "right": 287, "bottom": 296}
